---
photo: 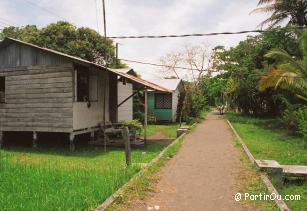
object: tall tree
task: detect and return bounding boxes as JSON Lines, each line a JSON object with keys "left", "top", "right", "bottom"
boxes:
{"left": 0, "top": 21, "right": 122, "bottom": 67}
{"left": 251, "top": 0, "right": 307, "bottom": 28}
{"left": 160, "top": 44, "right": 213, "bottom": 84}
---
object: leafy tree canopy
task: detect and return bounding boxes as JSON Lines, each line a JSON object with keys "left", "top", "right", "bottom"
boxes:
{"left": 0, "top": 21, "right": 124, "bottom": 67}
{"left": 209, "top": 28, "right": 301, "bottom": 116}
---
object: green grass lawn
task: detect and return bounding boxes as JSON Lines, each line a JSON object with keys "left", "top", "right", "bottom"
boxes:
{"left": 141, "top": 123, "right": 181, "bottom": 139}
{"left": 0, "top": 125, "right": 179, "bottom": 211}
{"left": 226, "top": 113, "right": 307, "bottom": 210}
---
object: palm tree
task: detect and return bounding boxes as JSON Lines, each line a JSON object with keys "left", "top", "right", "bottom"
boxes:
{"left": 259, "top": 31, "right": 307, "bottom": 102}
{"left": 251, "top": 0, "right": 307, "bottom": 28}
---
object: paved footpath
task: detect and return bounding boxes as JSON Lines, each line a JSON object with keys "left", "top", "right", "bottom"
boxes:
{"left": 123, "top": 112, "right": 254, "bottom": 211}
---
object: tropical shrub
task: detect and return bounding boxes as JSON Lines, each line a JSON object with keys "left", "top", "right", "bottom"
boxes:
{"left": 120, "top": 120, "right": 143, "bottom": 133}
{"left": 133, "top": 91, "right": 145, "bottom": 122}
{"left": 296, "top": 107, "right": 307, "bottom": 139}
{"left": 182, "top": 83, "right": 207, "bottom": 124}
{"left": 259, "top": 31, "right": 307, "bottom": 103}
{"left": 281, "top": 106, "right": 307, "bottom": 138}
{"left": 281, "top": 107, "right": 299, "bottom": 131}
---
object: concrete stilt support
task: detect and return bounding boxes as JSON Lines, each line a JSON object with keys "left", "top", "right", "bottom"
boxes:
{"left": 90, "top": 131, "right": 95, "bottom": 142}
{"left": 0, "top": 131, "right": 4, "bottom": 149}
{"left": 69, "top": 133, "right": 75, "bottom": 152}
{"left": 33, "top": 132, "right": 38, "bottom": 149}
{"left": 269, "top": 167, "right": 284, "bottom": 186}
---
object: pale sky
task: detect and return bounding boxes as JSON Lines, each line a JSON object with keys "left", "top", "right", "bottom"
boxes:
{"left": 0, "top": 0, "right": 268, "bottom": 79}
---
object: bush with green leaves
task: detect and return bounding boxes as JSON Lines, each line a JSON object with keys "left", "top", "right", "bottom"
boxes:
{"left": 120, "top": 120, "right": 143, "bottom": 133}
{"left": 296, "top": 107, "right": 307, "bottom": 139}
{"left": 281, "top": 106, "right": 307, "bottom": 138}
{"left": 182, "top": 83, "right": 207, "bottom": 124}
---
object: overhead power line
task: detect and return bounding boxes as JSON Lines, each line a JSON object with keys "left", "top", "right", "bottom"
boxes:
{"left": 120, "top": 58, "right": 306, "bottom": 78}
{"left": 0, "top": 20, "right": 11, "bottom": 27}
{"left": 102, "top": 0, "right": 107, "bottom": 38}
{"left": 94, "top": 0, "right": 100, "bottom": 33}
{"left": 109, "top": 26, "right": 307, "bottom": 39}
{"left": 0, "top": 23, "right": 8, "bottom": 28}
{"left": 0, "top": 17, "right": 17, "bottom": 26}
{"left": 21, "top": 0, "right": 75, "bottom": 25}
{"left": 120, "top": 58, "right": 215, "bottom": 72}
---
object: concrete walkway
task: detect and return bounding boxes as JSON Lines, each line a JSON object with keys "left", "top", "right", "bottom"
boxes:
{"left": 123, "top": 112, "right": 254, "bottom": 211}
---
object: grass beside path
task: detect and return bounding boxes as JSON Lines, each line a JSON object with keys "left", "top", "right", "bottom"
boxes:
{"left": 141, "top": 124, "right": 181, "bottom": 139}
{"left": 0, "top": 124, "right": 179, "bottom": 211}
{"left": 226, "top": 113, "right": 307, "bottom": 210}
{"left": 225, "top": 113, "right": 307, "bottom": 165}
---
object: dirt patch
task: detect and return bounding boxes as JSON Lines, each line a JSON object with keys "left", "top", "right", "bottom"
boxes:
{"left": 147, "top": 132, "right": 170, "bottom": 141}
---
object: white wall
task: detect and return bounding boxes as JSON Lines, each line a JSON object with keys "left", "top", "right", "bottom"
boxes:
{"left": 117, "top": 82, "right": 133, "bottom": 121}
{"left": 172, "top": 89, "right": 180, "bottom": 122}
{"left": 73, "top": 69, "right": 109, "bottom": 130}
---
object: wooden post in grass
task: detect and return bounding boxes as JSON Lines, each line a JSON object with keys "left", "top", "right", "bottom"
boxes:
{"left": 0, "top": 131, "right": 3, "bottom": 148}
{"left": 33, "top": 131, "right": 38, "bottom": 149}
{"left": 123, "top": 127, "right": 131, "bottom": 166}
{"left": 144, "top": 89, "right": 148, "bottom": 145}
{"left": 69, "top": 133, "right": 75, "bottom": 152}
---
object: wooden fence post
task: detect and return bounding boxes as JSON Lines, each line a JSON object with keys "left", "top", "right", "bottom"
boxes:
{"left": 144, "top": 89, "right": 148, "bottom": 145}
{"left": 123, "top": 127, "right": 131, "bottom": 166}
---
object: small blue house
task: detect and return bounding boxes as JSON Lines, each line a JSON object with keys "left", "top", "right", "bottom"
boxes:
{"left": 147, "top": 79, "right": 184, "bottom": 122}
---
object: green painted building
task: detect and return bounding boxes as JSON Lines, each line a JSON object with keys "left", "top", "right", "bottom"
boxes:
{"left": 147, "top": 79, "right": 184, "bottom": 122}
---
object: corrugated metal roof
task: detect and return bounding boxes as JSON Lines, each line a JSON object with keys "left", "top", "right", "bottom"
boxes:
{"left": 110, "top": 67, "right": 138, "bottom": 77}
{"left": 111, "top": 67, "right": 132, "bottom": 74}
{"left": 112, "top": 70, "right": 171, "bottom": 92}
{"left": 0, "top": 37, "right": 170, "bottom": 92}
{"left": 147, "top": 79, "right": 182, "bottom": 91}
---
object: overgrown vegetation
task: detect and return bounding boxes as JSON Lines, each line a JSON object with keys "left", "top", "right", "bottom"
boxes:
{"left": 202, "top": 28, "right": 307, "bottom": 138}
{"left": 120, "top": 119, "right": 143, "bottom": 134}
{"left": 226, "top": 113, "right": 306, "bottom": 210}
{"left": 181, "top": 82, "right": 208, "bottom": 124}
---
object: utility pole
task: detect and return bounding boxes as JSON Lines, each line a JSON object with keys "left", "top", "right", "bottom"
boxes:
{"left": 116, "top": 42, "right": 119, "bottom": 65}
{"left": 116, "top": 43, "right": 118, "bottom": 60}
{"left": 102, "top": 0, "right": 107, "bottom": 39}
{"left": 102, "top": 0, "right": 107, "bottom": 126}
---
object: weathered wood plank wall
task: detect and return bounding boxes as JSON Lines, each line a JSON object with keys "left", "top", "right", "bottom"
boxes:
{"left": 0, "top": 65, "right": 74, "bottom": 133}
{"left": 0, "top": 43, "right": 70, "bottom": 68}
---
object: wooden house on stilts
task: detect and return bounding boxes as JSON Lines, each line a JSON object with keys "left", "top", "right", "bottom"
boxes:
{"left": 0, "top": 38, "right": 170, "bottom": 150}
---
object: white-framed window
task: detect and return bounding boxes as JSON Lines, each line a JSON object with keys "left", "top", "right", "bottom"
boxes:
{"left": 74, "top": 64, "right": 98, "bottom": 102}
{"left": 155, "top": 93, "right": 172, "bottom": 109}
